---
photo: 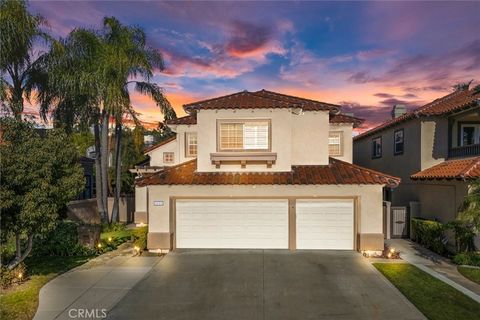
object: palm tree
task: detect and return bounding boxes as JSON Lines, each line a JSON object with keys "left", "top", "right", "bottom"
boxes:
{"left": 0, "top": 0, "right": 50, "bottom": 118}
{"left": 39, "top": 17, "right": 176, "bottom": 223}
{"left": 37, "top": 28, "right": 110, "bottom": 222}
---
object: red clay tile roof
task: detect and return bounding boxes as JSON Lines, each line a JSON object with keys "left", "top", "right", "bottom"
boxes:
{"left": 183, "top": 89, "right": 340, "bottom": 113}
{"left": 355, "top": 88, "right": 480, "bottom": 140}
{"left": 330, "top": 114, "right": 364, "bottom": 127}
{"left": 411, "top": 157, "right": 480, "bottom": 180}
{"left": 163, "top": 113, "right": 360, "bottom": 127}
{"left": 143, "top": 136, "right": 176, "bottom": 153}
{"left": 136, "top": 158, "right": 400, "bottom": 187}
{"left": 165, "top": 115, "right": 197, "bottom": 125}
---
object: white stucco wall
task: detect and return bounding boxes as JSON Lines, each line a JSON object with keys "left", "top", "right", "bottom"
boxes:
{"left": 146, "top": 184, "right": 384, "bottom": 235}
{"left": 329, "top": 123, "right": 353, "bottom": 163}
{"left": 169, "top": 125, "right": 198, "bottom": 164}
{"left": 147, "top": 125, "right": 198, "bottom": 167}
{"left": 291, "top": 111, "right": 330, "bottom": 165}
{"left": 147, "top": 139, "right": 179, "bottom": 167}
{"left": 196, "top": 108, "right": 294, "bottom": 172}
{"left": 135, "top": 186, "right": 147, "bottom": 212}
{"left": 195, "top": 109, "right": 331, "bottom": 172}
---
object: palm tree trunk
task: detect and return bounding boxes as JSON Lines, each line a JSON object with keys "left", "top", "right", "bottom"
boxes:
{"left": 94, "top": 121, "right": 107, "bottom": 223}
{"left": 111, "top": 121, "right": 122, "bottom": 223}
{"left": 101, "top": 110, "right": 110, "bottom": 223}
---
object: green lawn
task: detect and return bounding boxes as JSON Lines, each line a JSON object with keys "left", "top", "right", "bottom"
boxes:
{"left": 374, "top": 263, "right": 480, "bottom": 320}
{"left": 458, "top": 266, "right": 480, "bottom": 285}
{"left": 0, "top": 256, "right": 92, "bottom": 320}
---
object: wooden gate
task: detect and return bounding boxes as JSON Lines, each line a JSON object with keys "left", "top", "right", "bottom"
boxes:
{"left": 391, "top": 207, "right": 409, "bottom": 238}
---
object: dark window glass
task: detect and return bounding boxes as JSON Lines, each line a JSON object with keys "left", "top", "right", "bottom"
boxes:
{"left": 462, "top": 127, "right": 475, "bottom": 146}
{"left": 372, "top": 137, "right": 382, "bottom": 158}
{"left": 394, "top": 129, "right": 404, "bottom": 155}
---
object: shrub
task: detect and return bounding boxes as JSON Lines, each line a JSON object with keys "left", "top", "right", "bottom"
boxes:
{"left": 412, "top": 218, "right": 448, "bottom": 255}
{"left": 33, "top": 220, "right": 95, "bottom": 257}
{"left": 0, "top": 263, "right": 26, "bottom": 289}
{"left": 132, "top": 226, "right": 148, "bottom": 251}
{"left": 453, "top": 252, "right": 480, "bottom": 267}
{"left": 446, "top": 221, "right": 476, "bottom": 253}
{"left": 101, "top": 222, "right": 127, "bottom": 233}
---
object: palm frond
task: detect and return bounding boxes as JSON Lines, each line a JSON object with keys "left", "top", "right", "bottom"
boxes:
{"left": 134, "top": 81, "right": 176, "bottom": 119}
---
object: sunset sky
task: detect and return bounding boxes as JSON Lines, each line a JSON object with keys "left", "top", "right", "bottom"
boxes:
{"left": 28, "top": 1, "right": 480, "bottom": 131}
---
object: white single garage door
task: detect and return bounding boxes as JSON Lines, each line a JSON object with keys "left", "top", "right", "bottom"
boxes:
{"left": 296, "top": 200, "right": 354, "bottom": 250}
{"left": 176, "top": 199, "right": 289, "bottom": 249}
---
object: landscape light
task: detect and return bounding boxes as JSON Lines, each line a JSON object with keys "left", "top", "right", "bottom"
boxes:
{"left": 390, "top": 248, "right": 395, "bottom": 254}
{"left": 108, "top": 237, "right": 112, "bottom": 242}
{"left": 387, "top": 252, "right": 392, "bottom": 258}
{"left": 97, "top": 243, "right": 102, "bottom": 248}
{"left": 17, "top": 272, "right": 23, "bottom": 279}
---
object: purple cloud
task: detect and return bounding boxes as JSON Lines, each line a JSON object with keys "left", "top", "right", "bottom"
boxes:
{"left": 373, "top": 93, "right": 395, "bottom": 99}
{"left": 225, "top": 21, "right": 272, "bottom": 57}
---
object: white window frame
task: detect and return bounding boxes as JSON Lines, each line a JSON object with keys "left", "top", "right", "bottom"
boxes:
{"left": 217, "top": 119, "right": 271, "bottom": 152}
{"left": 163, "top": 152, "right": 174, "bottom": 164}
{"left": 185, "top": 132, "right": 197, "bottom": 157}
{"left": 328, "top": 131, "right": 343, "bottom": 156}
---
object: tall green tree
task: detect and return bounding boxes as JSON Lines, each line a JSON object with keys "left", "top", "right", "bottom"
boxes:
{"left": 0, "top": 118, "right": 84, "bottom": 269}
{"left": 0, "top": 0, "right": 50, "bottom": 118}
{"left": 38, "top": 17, "right": 176, "bottom": 223}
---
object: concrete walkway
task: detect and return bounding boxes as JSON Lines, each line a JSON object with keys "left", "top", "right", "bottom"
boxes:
{"left": 387, "top": 239, "right": 480, "bottom": 303}
{"left": 34, "top": 252, "right": 162, "bottom": 320}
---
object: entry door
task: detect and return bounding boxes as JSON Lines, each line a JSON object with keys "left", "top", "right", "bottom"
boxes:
{"left": 296, "top": 200, "right": 354, "bottom": 250}
{"left": 176, "top": 199, "right": 289, "bottom": 249}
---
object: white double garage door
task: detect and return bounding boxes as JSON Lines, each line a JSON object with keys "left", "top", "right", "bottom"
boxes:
{"left": 176, "top": 199, "right": 354, "bottom": 250}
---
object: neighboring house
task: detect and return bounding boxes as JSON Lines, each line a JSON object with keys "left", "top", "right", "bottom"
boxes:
{"left": 353, "top": 87, "right": 480, "bottom": 233}
{"left": 134, "top": 89, "right": 399, "bottom": 252}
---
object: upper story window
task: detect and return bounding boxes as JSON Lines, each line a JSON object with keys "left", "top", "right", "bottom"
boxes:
{"left": 163, "top": 152, "right": 174, "bottom": 164}
{"left": 185, "top": 132, "right": 197, "bottom": 157}
{"left": 218, "top": 120, "right": 270, "bottom": 151}
{"left": 394, "top": 129, "right": 404, "bottom": 155}
{"left": 328, "top": 131, "right": 343, "bottom": 156}
{"left": 372, "top": 136, "right": 382, "bottom": 159}
{"left": 460, "top": 124, "right": 480, "bottom": 146}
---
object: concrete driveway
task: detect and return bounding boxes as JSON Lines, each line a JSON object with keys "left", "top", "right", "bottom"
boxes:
{"left": 108, "top": 250, "right": 425, "bottom": 320}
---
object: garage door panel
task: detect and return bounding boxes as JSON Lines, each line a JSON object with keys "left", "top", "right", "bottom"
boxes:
{"left": 296, "top": 200, "right": 354, "bottom": 250}
{"left": 176, "top": 199, "right": 288, "bottom": 249}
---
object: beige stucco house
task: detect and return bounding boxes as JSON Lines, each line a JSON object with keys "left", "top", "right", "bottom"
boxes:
{"left": 353, "top": 87, "right": 480, "bottom": 236}
{"left": 135, "top": 90, "right": 399, "bottom": 252}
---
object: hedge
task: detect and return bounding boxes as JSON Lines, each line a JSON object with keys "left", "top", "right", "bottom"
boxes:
{"left": 411, "top": 218, "right": 448, "bottom": 255}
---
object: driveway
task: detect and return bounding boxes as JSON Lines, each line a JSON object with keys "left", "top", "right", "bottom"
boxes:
{"left": 108, "top": 250, "right": 425, "bottom": 320}
{"left": 34, "top": 254, "right": 162, "bottom": 320}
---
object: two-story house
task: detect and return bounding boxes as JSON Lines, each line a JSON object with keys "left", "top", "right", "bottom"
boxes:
{"left": 353, "top": 87, "right": 480, "bottom": 237}
{"left": 135, "top": 90, "right": 399, "bottom": 252}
